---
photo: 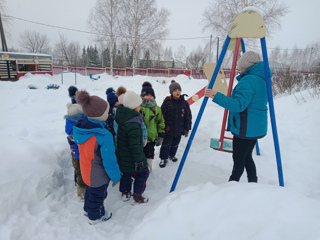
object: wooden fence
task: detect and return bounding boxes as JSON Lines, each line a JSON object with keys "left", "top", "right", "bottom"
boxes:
{"left": 53, "top": 66, "right": 232, "bottom": 79}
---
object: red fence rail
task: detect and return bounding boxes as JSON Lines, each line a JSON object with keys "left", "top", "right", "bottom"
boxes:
{"left": 53, "top": 66, "right": 232, "bottom": 79}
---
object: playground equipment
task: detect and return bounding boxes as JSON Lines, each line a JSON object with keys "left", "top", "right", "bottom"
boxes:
{"left": 61, "top": 71, "right": 77, "bottom": 85}
{"left": 207, "top": 43, "right": 260, "bottom": 155}
{"left": 46, "top": 84, "right": 60, "bottom": 90}
{"left": 89, "top": 74, "right": 100, "bottom": 80}
{"left": 170, "top": 8, "right": 284, "bottom": 193}
{"left": 28, "top": 85, "right": 38, "bottom": 89}
{"left": 187, "top": 63, "right": 228, "bottom": 105}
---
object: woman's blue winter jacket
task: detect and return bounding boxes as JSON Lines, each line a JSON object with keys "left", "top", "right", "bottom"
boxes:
{"left": 212, "top": 62, "right": 271, "bottom": 139}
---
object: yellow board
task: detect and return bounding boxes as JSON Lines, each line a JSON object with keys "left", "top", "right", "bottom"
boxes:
{"left": 228, "top": 10, "right": 266, "bottom": 38}
{"left": 227, "top": 38, "right": 243, "bottom": 51}
{"left": 192, "top": 95, "right": 199, "bottom": 102}
{"left": 203, "top": 63, "right": 228, "bottom": 96}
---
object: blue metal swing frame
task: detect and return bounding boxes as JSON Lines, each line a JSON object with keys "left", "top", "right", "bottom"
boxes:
{"left": 170, "top": 36, "right": 284, "bottom": 193}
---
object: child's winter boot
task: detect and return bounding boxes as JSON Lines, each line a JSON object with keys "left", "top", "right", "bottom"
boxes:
{"left": 121, "top": 192, "right": 131, "bottom": 202}
{"left": 159, "top": 159, "right": 167, "bottom": 168}
{"left": 133, "top": 193, "right": 149, "bottom": 204}
{"left": 147, "top": 158, "right": 153, "bottom": 172}
{"left": 169, "top": 156, "right": 178, "bottom": 162}
{"left": 88, "top": 211, "right": 112, "bottom": 225}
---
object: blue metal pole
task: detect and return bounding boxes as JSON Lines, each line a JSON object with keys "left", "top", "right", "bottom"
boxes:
{"left": 255, "top": 142, "right": 260, "bottom": 156}
{"left": 170, "top": 36, "right": 231, "bottom": 193}
{"left": 241, "top": 38, "right": 246, "bottom": 53}
{"left": 260, "top": 37, "right": 284, "bottom": 187}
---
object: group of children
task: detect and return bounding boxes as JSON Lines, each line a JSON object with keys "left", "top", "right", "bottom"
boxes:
{"left": 64, "top": 80, "right": 192, "bottom": 225}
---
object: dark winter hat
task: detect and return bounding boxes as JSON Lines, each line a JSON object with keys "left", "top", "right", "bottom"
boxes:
{"left": 141, "top": 81, "right": 155, "bottom": 98}
{"left": 106, "top": 87, "right": 115, "bottom": 95}
{"left": 68, "top": 86, "right": 78, "bottom": 104}
{"left": 77, "top": 90, "right": 110, "bottom": 122}
{"left": 237, "top": 51, "right": 262, "bottom": 69}
{"left": 169, "top": 80, "right": 181, "bottom": 94}
{"left": 107, "top": 92, "right": 118, "bottom": 106}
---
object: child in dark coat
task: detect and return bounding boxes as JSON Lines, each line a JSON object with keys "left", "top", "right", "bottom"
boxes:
{"left": 68, "top": 86, "right": 78, "bottom": 104}
{"left": 115, "top": 90, "right": 149, "bottom": 204}
{"left": 159, "top": 80, "right": 192, "bottom": 168}
{"left": 73, "top": 90, "right": 122, "bottom": 225}
{"left": 106, "top": 87, "right": 119, "bottom": 138}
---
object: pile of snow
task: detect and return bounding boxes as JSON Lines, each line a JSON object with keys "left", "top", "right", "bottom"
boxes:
{"left": 0, "top": 72, "right": 319, "bottom": 240}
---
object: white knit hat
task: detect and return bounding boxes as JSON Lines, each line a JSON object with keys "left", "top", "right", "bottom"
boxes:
{"left": 66, "top": 103, "right": 83, "bottom": 115}
{"left": 123, "top": 90, "right": 142, "bottom": 110}
{"left": 237, "top": 51, "right": 262, "bottom": 69}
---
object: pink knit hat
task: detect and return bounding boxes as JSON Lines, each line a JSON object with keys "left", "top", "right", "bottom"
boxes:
{"left": 118, "top": 93, "right": 125, "bottom": 104}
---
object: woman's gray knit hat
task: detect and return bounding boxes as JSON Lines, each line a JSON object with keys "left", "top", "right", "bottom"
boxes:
{"left": 237, "top": 51, "right": 262, "bottom": 69}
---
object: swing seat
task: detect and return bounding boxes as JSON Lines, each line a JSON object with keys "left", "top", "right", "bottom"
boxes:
{"left": 210, "top": 138, "right": 233, "bottom": 152}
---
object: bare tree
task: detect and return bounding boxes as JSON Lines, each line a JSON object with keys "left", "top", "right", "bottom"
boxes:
{"left": 202, "top": 0, "right": 289, "bottom": 39}
{"left": 163, "top": 47, "right": 173, "bottom": 61}
{"left": 174, "top": 45, "right": 187, "bottom": 64}
{"left": 187, "top": 46, "right": 207, "bottom": 70}
{"left": 54, "top": 34, "right": 80, "bottom": 66}
{"left": 117, "top": 0, "right": 170, "bottom": 75}
{"left": 88, "top": 0, "right": 121, "bottom": 76}
{"left": 19, "top": 30, "right": 51, "bottom": 53}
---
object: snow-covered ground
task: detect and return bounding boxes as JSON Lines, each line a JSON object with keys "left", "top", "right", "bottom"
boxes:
{"left": 1, "top": 72, "right": 319, "bottom": 240}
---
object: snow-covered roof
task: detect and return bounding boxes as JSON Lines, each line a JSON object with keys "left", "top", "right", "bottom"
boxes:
{"left": 0, "top": 51, "right": 52, "bottom": 59}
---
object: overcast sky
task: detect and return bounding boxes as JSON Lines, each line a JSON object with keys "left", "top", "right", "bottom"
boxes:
{"left": 4, "top": 0, "right": 320, "bottom": 55}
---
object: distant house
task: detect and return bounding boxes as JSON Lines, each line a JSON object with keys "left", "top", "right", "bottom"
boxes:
{"left": 269, "top": 61, "right": 290, "bottom": 74}
{"left": 0, "top": 52, "right": 53, "bottom": 81}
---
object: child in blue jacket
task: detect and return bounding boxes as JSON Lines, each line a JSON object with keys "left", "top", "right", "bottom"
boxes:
{"left": 73, "top": 90, "right": 122, "bottom": 225}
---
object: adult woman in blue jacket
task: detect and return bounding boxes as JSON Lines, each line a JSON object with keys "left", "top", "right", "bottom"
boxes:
{"left": 205, "top": 51, "right": 270, "bottom": 183}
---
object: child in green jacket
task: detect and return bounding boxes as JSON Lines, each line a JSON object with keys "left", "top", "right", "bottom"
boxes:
{"left": 115, "top": 90, "right": 149, "bottom": 204}
{"left": 140, "top": 82, "right": 165, "bottom": 172}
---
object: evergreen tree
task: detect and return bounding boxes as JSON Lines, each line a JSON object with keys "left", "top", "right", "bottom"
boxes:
{"left": 114, "top": 49, "right": 124, "bottom": 67}
{"left": 127, "top": 48, "right": 133, "bottom": 67}
{"left": 86, "top": 45, "right": 101, "bottom": 67}
{"left": 102, "top": 48, "right": 110, "bottom": 67}
{"left": 139, "top": 49, "right": 151, "bottom": 68}
{"left": 87, "top": 46, "right": 91, "bottom": 65}
{"left": 112, "top": 42, "right": 117, "bottom": 64}
{"left": 81, "top": 46, "right": 88, "bottom": 66}
{"left": 92, "top": 45, "right": 100, "bottom": 66}
{"left": 125, "top": 44, "right": 132, "bottom": 67}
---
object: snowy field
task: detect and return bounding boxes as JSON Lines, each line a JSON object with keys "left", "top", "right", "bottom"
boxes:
{"left": 0, "top": 72, "right": 320, "bottom": 240}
